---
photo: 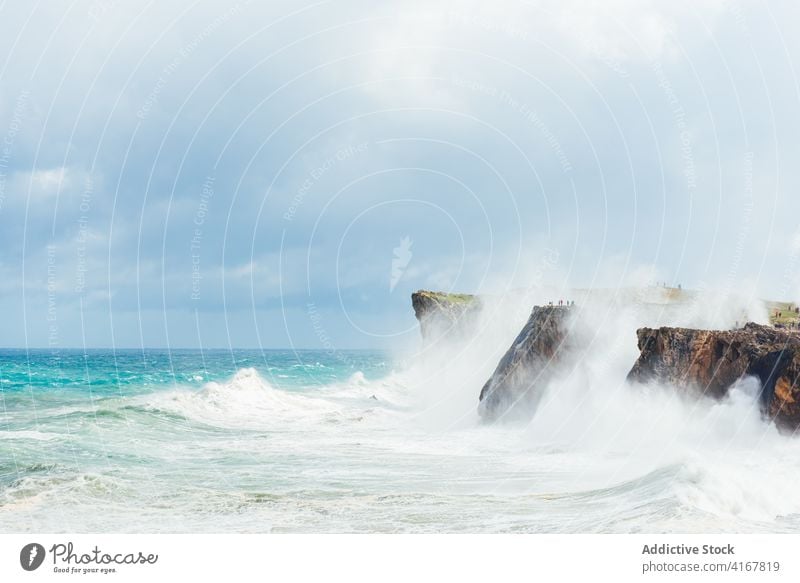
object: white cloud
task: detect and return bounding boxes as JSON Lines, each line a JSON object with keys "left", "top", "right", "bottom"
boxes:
{"left": 8, "top": 166, "right": 71, "bottom": 200}
{"left": 31, "top": 167, "right": 68, "bottom": 192}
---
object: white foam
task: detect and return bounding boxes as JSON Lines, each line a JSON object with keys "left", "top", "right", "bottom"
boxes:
{"left": 142, "top": 368, "right": 345, "bottom": 429}
{"left": 398, "top": 288, "right": 800, "bottom": 526}
{"left": 3, "top": 430, "right": 60, "bottom": 441}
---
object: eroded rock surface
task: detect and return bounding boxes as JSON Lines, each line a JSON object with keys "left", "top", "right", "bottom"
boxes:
{"left": 628, "top": 323, "right": 800, "bottom": 430}
{"left": 478, "top": 305, "right": 573, "bottom": 421}
{"left": 411, "top": 290, "right": 481, "bottom": 345}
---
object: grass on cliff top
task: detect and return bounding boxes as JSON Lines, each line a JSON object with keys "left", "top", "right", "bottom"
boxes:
{"left": 417, "top": 288, "right": 799, "bottom": 326}
{"left": 766, "top": 301, "right": 800, "bottom": 326}
{"left": 416, "top": 290, "right": 476, "bottom": 304}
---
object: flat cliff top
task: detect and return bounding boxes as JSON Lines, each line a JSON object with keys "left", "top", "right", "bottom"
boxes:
{"left": 411, "top": 290, "right": 477, "bottom": 305}
{"left": 413, "top": 286, "right": 800, "bottom": 328}
{"left": 636, "top": 321, "right": 798, "bottom": 342}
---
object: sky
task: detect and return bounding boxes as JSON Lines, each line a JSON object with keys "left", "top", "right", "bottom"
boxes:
{"left": 0, "top": 0, "right": 799, "bottom": 349}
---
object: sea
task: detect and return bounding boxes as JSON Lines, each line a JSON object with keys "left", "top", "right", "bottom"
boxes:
{"left": 2, "top": 341, "right": 800, "bottom": 533}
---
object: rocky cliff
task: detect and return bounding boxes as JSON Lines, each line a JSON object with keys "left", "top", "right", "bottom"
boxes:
{"left": 628, "top": 323, "right": 800, "bottom": 429}
{"left": 411, "top": 290, "right": 481, "bottom": 344}
{"left": 478, "top": 305, "right": 574, "bottom": 421}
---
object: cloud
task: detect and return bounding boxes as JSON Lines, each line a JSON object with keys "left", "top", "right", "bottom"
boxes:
{"left": 547, "top": 0, "right": 729, "bottom": 62}
{"left": 28, "top": 167, "right": 69, "bottom": 195}
{"left": 0, "top": 0, "right": 798, "bottom": 347}
{"left": 3, "top": 166, "right": 72, "bottom": 202}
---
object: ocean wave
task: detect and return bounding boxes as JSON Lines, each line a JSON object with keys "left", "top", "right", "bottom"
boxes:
{"left": 8, "top": 343, "right": 800, "bottom": 533}
{"left": 3, "top": 430, "right": 60, "bottom": 441}
{"left": 672, "top": 452, "right": 800, "bottom": 523}
{"left": 0, "top": 469, "right": 131, "bottom": 511}
{"left": 5, "top": 367, "right": 413, "bottom": 437}
{"left": 140, "top": 368, "right": 363, "bottom": 429}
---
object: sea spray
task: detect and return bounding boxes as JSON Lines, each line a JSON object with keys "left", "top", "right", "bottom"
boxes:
{"left": 3, "top": 323, "right": 800, "bottom": 532}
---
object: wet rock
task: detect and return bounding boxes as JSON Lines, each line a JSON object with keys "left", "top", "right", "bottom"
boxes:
{"left": 411, "top": 290, "right": 481, "bottom": 345}
{"left": 628, "top": 323, "right": 800, "bottom": 430}
{"left": 478, "top": 305, "right": 574, "bottom": 421}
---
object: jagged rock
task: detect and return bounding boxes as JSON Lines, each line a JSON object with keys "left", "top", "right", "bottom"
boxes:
{"left": 478, "top": 305, "right": 573, "bottom": 421}
{"left": 628, "top": 323, "right": 800, "bottom": 430}
{"left": 411, "top": 290, "right": 481, "bottom": 344}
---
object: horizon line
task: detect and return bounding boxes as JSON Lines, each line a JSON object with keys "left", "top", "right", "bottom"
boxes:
{"left": 0, "top": 346, "right": 388, "bottom": 352}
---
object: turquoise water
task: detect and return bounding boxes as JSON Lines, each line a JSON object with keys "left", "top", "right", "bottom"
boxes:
{"left": 1, "top": 349, "right": 396, "bottom": 532}
{"left": 0, "top": 348, "right": 389, "bottom": 394}
{"left": 3, "top": 346, "right": 800, "bottom": 533}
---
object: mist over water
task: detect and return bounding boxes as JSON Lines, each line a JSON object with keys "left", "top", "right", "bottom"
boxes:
{"left": 2, "top": 291, "right": 800, "bottom": 533}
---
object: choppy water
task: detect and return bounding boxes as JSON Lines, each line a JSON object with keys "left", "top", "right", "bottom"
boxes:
{"left": 2, "top": 346, "right": 800, "bottom": 533}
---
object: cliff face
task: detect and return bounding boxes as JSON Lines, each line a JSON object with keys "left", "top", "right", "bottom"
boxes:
{"left": 411, "top": 290, "right": 481, "bottom": 344}
{"left": 478, "top": 305, "right": 573, "bottom": 421}
{"left": 628, "top": 323, "right": 800, "bottom": 429}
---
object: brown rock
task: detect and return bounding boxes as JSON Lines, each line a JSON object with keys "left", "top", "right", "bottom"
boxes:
{"left": 628, "top": 323, "right": 800, "bottom": 430}
{"left": 411, "top": 290, "right": 481, "bottom": 345}
{"left": 478, "top": 305, "right": 574, "bottom": 421}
